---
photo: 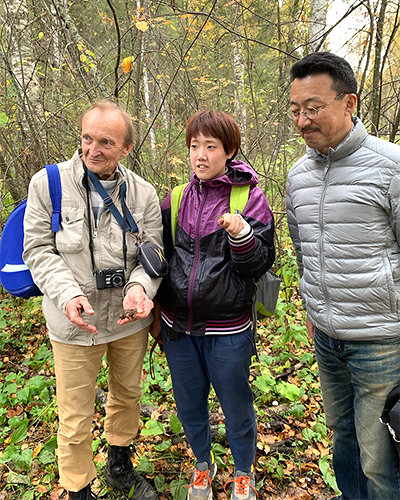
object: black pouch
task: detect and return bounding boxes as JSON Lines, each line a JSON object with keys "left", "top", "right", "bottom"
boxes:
{"left": 380, "top": 385, "right": 400, "bottom": 457}
{"left": 138, "top": 241, "right": 168, "bottom": 278}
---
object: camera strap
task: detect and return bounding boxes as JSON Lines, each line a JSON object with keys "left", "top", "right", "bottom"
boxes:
{"left": 85, "top": 166, "right": 139, "bottom": 234}
{"left": 85, "top": 166, "right": 136, "bottom": 273}
{"left": 85, "top": 181, "right": 97, "bottom": 274}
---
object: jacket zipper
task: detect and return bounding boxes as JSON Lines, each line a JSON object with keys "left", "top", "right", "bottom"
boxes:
{"left": 318, "top": 159, "right": 334, "bottom": 334}
{"left": 186, "top": 181, "right": 207, "bottom": 334}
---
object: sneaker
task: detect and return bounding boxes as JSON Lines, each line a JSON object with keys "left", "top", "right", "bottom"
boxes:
{"left": 224, "top": 470, "right": 258, "bottom": 500}
{"left": 186, "top": 461, "right": 217, "bottom": 500}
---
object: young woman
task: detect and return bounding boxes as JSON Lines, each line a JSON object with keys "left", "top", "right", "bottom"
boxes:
{"left": 153, "top": 110, "right": 275, "bottom": 500}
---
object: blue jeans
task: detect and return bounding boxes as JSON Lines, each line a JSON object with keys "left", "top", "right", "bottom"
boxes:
{"left": 314, "top": 328, "right": 400, "bottom": 500}
{"left": 161, "top": 322, "right": 257, "bottom": 472}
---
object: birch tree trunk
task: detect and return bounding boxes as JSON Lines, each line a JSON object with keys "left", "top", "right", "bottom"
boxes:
{"left": 231, "top": 5, "right": 247, "bottom": 155}
{"left": 309, "top": 0, "right": 327, "bottom": 52}
{"left": 143, "top": 57, "right": 157, "bottom": 167}
{"left": 371, "top": 0, "right": 388, "bottom": 135}
{"left": 1, "top": 0, "right": 47, "bottom": 191}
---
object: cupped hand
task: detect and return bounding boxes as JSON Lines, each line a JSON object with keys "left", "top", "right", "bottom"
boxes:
{"left": 65, "top": 295, "right": 98, "bottom": 334}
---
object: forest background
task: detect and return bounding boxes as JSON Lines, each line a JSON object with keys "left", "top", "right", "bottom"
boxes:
{"left": 0, "top": 0, "right": 399, "bottom": 499}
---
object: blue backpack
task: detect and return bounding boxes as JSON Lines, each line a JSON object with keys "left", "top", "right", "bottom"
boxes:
{"left": 0, "top": 164, "right": 61, "bottom": 298}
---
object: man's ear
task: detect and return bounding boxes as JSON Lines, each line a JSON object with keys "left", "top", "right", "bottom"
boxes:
{"left": 122, "top": 143, "right": 134, "bottom": 157}
{"left": 345, "top": 93, "right": 357, "bottom": 115}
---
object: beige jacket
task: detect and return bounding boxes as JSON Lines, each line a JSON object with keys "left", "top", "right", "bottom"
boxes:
{"left": 23, "top": 150, "right": 163, "bottom": 345}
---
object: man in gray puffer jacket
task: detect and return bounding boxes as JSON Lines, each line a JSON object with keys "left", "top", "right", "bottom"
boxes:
{"left": 286, "top": 52, "right": 400, "bottom": 500}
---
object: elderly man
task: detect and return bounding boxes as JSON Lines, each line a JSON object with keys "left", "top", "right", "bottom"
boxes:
{"left": 23, "top": 101, "right": 162, "bottom": 500}
{"left": 286, "top": 52, "right": 400, "bottom": 499}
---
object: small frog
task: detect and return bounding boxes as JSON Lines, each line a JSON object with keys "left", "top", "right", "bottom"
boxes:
{"left": 119, "top": 308, "right": 138, "bottom": 320}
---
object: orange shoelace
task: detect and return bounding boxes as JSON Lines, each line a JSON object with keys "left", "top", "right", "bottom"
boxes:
{"left": 224, "top": 475, "right": 259, "bottom": 498}
{"left": 185, "top": 469, "right": 213, "bottom": 489}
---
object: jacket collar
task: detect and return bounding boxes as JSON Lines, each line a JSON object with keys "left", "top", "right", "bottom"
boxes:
{"left": 306, "top": 117, "right": 369, "bottom": 163}
{"left": 72, "top": 149, "right": 126, "bottom": 189}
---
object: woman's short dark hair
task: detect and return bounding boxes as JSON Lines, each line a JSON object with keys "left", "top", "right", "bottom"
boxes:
{"left": 290, "top": 52, "right": 358, "bottom": 95}
{"left": 186, "top": 110, "right": 241, "bottom": 161}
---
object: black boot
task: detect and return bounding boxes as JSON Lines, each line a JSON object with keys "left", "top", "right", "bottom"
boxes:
{"left": 68, "top": 484, "right": 97, "bottom": 500}
{"left": 105, "top": 445, "right": 158, "bottom": 500}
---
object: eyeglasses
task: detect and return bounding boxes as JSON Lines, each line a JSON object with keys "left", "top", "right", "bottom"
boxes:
{"left": 289, "top": 92, "right": 347, "bottom": 120}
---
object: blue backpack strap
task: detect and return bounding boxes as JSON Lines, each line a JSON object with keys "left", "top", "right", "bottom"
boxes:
{"left": 45, "top": 164, "right": 62, "bottom": 232}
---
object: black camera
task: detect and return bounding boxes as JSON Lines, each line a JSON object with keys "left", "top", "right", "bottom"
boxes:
{"left": 95, "top": 268, "right": 125, "bottom": 289}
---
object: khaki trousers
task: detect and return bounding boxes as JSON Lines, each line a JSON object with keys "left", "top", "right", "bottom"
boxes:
{"left": 51, "top": 327, "right": 148, "bottom": 492}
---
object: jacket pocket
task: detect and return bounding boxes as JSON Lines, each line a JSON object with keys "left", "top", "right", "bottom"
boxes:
{"left": 383, "top": 254, "right": 398, "bottom": 315}
{"left": 55, "top": 207, "right": 85, "bottom": 253}
{"left": 109, "top": 210, "right": 144, "bottom": 259}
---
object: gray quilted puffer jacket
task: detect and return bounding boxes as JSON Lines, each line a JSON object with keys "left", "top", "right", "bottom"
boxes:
{"left": 286, "top": 117, "right": 400, "bottom": 340}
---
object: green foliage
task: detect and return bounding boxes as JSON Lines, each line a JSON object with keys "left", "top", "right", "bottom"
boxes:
{"left": 169, "top": 479, "right": 188, "bottom": 500}
{"left": 0, "top": 112, "right": 9, "bottom": 127}
{"left": 154, "top": 474, "right": 168, "bottom": 493}
{"left": 169, "top": 413, "right": 182, "bottom": 436}
{"left": 0, "top": 295, "right": 57, "bottom": 497}
{"left": 136, "top": 455, "right": 155, "bottom": 475}
{"left": 262, "top": 454, "right": 285, "bottom": 482}
{"left": 212, "top": 442, "right": 234, "bottom": 468}
{"left": 319, "top": 456, "right": 341, "bottom": 495}
{"left": 287, "top": 403, "right": 306, "bottom": 419}
{"left": 0, "top": 220, "right": 339, "bottom": 497}
{"left": 141, "top": 419, "right": 165, "bottom": 436}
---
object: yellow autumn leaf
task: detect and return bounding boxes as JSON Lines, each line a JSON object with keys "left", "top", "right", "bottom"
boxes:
{"left": 121, "top": 56, "right": 134, "bottom": 74}
{"left": 136, "top": 20, "right": 149, "bottom": 32}
{"left": 80, "top": 54, "right": 87, "bottom": 62}
{"left": 33, "top": 444, "right": 42, "bottom": 457}
{"left": 38, "top": 32, "right": 44, "bottom": 39}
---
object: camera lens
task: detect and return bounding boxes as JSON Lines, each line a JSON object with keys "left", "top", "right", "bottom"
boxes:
{"left": 112, "top": 274, "right": 124, "bottom": 287}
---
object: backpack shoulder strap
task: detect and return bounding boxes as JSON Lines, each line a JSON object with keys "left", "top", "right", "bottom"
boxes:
{"left": 170, "top": 183, "right": 189, "bottom": 245}
{"left": 230, "top": 184, "right": 250, "bottom": 214}
{"left": 45, "top": 164, "right": 62, "bottom": 232}
{"left": 170, "top": 183, "right": 250, "bottom": 244}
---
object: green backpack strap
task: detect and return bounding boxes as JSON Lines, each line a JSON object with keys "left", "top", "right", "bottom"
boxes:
{"left": 170, "top": 183, "right": 250, "bottom": 245}
{"left": 230, "top": 184, "right": 250, "bottom": 214}
{"left": 170, "top": 183, "right": 189, "bottom": 245}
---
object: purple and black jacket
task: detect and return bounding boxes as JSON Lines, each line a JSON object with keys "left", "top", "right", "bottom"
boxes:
{"left": 157, "top": 160, "right": 275, "bottom": 336}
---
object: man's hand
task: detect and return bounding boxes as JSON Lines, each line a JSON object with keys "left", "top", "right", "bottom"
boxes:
{"left": 217, "top": 213, "right": 245, "bottom": 237}
{"left": 118, "top": 284, "right": 154, "bottom": 325}
{"left": 65, "top": 295, "right": 98, "bottom": 335}
{"left": 306, "top": 315, "right": 315, "bottom": 340}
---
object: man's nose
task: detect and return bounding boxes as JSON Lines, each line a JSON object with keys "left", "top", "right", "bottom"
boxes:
{"left": 296, "top": 112, "right": 312, "bottom": 128}
{"left": 89, "top": 142, "right": 101, "bottom": 156}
